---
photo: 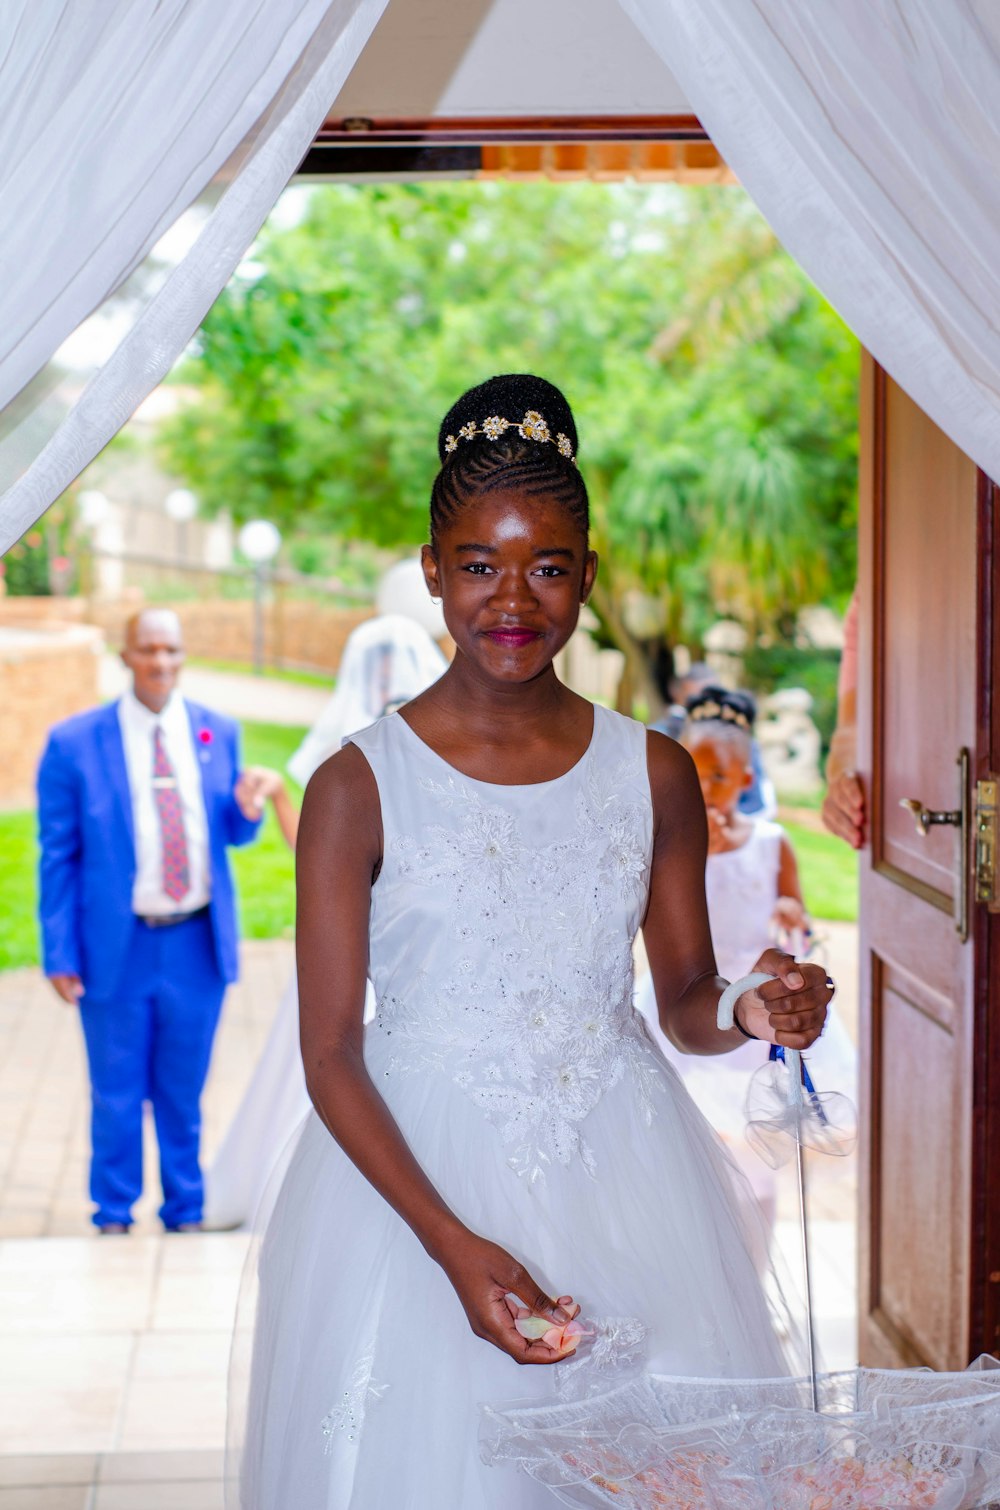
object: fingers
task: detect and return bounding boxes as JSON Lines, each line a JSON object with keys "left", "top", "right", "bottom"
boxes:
{"left": 493, "top": 1270, "right": 579, "bottom": 1365}
{"left": 745, "top": 956, "right": 834, "bottom": 1049}
{"left": 821, "top": 773, "right": 866, "bottom": 848}
{"left": 49, "top": 973, "right": 83, "bottom": 1006}
{"left": 756, "top": 948, "right": 805, "bottom": 992}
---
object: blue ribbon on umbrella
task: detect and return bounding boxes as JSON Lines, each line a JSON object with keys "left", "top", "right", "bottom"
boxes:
{"left": 768, "top": 1044, "right": 829, "bottom": 1126}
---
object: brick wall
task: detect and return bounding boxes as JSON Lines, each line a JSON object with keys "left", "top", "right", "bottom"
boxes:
{"left": 0, "top": 625, "right": 103, "bottom": 808}
{"left": 0, "top": 596, "right": 372, "bottom": 675}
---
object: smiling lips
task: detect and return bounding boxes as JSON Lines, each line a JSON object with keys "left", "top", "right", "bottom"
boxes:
{"left": 485, "top": 628, "right": 541, "bottom": 648}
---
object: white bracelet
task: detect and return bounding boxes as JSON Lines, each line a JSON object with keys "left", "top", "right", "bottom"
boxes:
{"left": 716, "top": 972, "right": 777, "bottom": 1033}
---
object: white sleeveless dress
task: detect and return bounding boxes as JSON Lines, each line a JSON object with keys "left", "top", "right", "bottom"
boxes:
{"left": 232, "top": 707, "right": 789, "bottom": 1509}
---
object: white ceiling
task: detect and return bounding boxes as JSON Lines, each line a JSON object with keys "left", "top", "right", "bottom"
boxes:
{"left": 330, "top": 0, "right": 693, "bottom": 120}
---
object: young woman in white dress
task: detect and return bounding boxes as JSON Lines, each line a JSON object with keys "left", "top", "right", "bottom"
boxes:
{"left": 229, "top": 374, "right": 832, "bottom": 1509}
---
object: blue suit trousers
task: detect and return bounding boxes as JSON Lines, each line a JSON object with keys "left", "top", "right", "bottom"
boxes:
{"left": 78, "top": 911, "right": 226, "bottom": 1228}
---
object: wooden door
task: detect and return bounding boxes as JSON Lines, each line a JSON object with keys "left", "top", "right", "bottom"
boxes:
{"left": 858, "top": 353, "right": 1000, "bottom": 1368}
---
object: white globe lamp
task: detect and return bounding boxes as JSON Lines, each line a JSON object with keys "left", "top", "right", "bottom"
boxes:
{"left": 164, "top": 488, "right": 198, "bottom": 523}
{"left": 238, "top": 519, "right": 282, "bottom": 564}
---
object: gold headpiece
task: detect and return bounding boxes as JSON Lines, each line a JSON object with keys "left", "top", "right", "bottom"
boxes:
{"left": 444, "top": 410, "right": 575, "bottom": 463}
{"left": 689, "top": 699, "right": 751, "bottom": 732}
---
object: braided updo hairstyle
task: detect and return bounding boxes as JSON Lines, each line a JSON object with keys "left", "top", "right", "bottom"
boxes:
{"left": 430, "top": 374, "right": 589, "bottom": 547}
{"left": 683, "top": 684, "right": 757, "bottom": 756}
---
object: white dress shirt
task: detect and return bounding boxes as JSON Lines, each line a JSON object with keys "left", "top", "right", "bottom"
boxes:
{"left": 118, "top": 691, "right": 211, "bottom": 917}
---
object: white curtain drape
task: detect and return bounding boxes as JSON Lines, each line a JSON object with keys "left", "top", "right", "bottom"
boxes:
{"left": 618, "top": 0, "right": 1000, "bottom": 485}
{"left": 0, "top": 0, "right": 388, "bottom": 553}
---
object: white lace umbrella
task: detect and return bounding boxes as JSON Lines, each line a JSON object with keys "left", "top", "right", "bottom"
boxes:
{"left": 481, "top": 977, "right": 1000, "bottom": 1509}
{"left": 481, "top": 1362, "right": 1000, "bottom": 1509}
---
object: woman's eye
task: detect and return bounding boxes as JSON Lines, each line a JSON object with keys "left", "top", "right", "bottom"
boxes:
{"left": 463, "top": 562, "right": 493, "bottom": 575}
{"left": 535, "top": 565, "right": 567, "bottom": 578}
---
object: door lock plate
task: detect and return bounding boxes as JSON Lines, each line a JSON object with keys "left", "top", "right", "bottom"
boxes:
{"left": 975, "top": 777, "right": 1000, "bottom": 909}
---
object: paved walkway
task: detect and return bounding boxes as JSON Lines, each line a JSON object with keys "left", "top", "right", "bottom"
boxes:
{"left": 99, "top": 655, "right": 330, "bottom": 729}
{"left": 0, "top": 927, "right": 859, "bottom": 1505}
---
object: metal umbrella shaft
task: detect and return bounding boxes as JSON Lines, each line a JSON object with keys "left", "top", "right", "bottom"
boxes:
{"left": 786, "top": 1048, "right": 819, "bottom": 1412}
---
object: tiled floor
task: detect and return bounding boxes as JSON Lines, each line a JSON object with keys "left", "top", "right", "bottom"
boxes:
{"left": 0, "top": 944, "right": 287, "bottom": 1504}
{"left": 0, "top": 1448, "right": 225, "bottom": 1508}
{"left": 0, "top": 928, "right": 859, "bottom": 1502}
{"left": 0, "top": 941, "right": 292, "bottom": 1239}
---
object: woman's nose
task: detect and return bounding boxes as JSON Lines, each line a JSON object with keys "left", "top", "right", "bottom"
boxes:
{"left": 490, "top": 573, "right": 538, "bottom": 612}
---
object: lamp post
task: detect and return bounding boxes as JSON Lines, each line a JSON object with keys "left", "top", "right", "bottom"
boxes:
{"left": 237, "top": 519, "right": 282, "bottom": 675}
{"left": 164, "top": 488, "right": 198, "bottom": 562}
{"left": 76, "top": 489, "right": 111, "bottom": 603}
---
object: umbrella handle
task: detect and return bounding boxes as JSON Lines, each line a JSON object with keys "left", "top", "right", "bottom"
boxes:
{"left": 717, "top": 979, "right": 807, "bottom": 1114}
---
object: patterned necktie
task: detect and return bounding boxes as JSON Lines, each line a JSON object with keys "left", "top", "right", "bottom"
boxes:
{"left": 153, "top": 725, "right": 190, "bottom": 903}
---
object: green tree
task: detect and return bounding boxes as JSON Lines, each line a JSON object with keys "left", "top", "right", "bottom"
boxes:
{"left": 160, "top": 182, "right": 858, "bottom": 706}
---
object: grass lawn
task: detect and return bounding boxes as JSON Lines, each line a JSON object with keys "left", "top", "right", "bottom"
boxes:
{"left": 782, "top": 819, "right": 858, "bottom": 922}
{"left": 0, "top": 812, "right": 41, "bottom": 972}
{"left": 188, "top": 657, "right": 334, "bottom": 688}
{"left": 0, "top": 726, "right": 857, "bottom": 971}
{"left": 230, "top": 720, "right": 305, "bottom": 942}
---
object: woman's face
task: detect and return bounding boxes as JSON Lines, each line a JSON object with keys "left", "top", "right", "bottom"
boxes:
{"left": 422, "top": 489, "right": 597, "bottom": 686}
{"left": 685, "top": 729, "right": 753, "bottom": 819}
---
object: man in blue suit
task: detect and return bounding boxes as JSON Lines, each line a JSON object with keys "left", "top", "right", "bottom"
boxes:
{"left": 37, "top": 608, "right": 262, "bottom": 1233}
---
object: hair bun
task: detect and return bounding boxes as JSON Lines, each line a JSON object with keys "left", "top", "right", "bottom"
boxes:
{"left": 437, "top": 374, "right": 578, "bottom": 464}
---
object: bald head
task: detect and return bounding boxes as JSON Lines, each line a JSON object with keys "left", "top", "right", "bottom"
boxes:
{"left": 124, "top": 608, "right": 182, "bottom": 650}
{"left": 121, "top": 609, "right": 184, "bottom": 712}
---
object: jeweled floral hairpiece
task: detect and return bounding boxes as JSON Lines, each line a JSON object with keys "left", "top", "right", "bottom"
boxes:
{"left": 443, "top": 410, "right": 576, "bottom": 463}
{"left": 689, "top": 699, "right": 751, "bottom": 732}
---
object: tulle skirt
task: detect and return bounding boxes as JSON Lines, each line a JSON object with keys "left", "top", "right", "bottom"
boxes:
{"left": 228, "top": 1022, "right": 794, "bottom": 1509}
{"left": 204, "top": 976, "right": 310, "bottom": 1232}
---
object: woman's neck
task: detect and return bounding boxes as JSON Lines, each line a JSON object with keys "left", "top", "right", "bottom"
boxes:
{"left": 425, "top": 656, "right": 578, "bottom": 737}
{"left": 400, "top": 655, "right": 593, "bottom": 783}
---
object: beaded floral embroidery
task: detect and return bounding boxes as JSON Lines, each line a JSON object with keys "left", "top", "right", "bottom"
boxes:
{"left": 371, "top": 747, "right": 663, "bottom": 1183}
{"left": 321, "top": 1342, "right": 389, "bottom": 1453}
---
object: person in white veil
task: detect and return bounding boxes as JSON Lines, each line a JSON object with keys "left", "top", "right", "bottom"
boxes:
{"left": 286, "top": 613, "right": 449, "bottom": 789}
{"left": 203, "top": 584, "right": 447, "bottom": 1230}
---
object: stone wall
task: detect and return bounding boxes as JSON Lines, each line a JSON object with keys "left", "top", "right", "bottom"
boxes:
{"left": 0, "top": 624, "right": 103, "bottom": 808}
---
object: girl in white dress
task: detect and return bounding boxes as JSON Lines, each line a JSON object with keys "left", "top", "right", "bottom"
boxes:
{"left": 636, "top": 688, "right": 856, "bottom": 1231}
{"left": 229, "top": 375, "right": 832, "bottom": 1509}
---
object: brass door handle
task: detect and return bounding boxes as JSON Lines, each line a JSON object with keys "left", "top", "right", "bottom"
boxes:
{"left": 899, "top": 797, "right": 963, "bottom": 837}
{"left": 899, "top": 749, "right": 971, "bottom": 940}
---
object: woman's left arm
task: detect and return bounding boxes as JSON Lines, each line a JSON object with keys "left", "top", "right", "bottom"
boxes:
{"left": 642, "top": 732, "right": 831, "bottom": 1055}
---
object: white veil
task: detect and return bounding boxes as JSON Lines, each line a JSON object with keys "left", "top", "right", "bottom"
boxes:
{"left": 287, "top": 612, "right": 447, "bottom": 787}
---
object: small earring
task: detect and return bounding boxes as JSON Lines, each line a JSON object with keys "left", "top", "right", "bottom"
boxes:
{"left": 429, "top": 595, "right": 441, "bottom": 605}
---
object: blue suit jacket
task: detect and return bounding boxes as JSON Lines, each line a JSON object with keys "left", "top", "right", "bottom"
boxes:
{"left": 37, "top": 699, "right": 261, "bottom": 997}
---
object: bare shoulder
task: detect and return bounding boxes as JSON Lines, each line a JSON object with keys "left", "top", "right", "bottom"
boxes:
{"left": 645, "top": 728, "right": 704, "bottom": 842}
{"left": 300, "top": 743, "right": 382, "bottom": 844}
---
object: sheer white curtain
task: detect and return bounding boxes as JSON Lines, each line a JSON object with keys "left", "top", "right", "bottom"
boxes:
{"left": 619, "top": 0, "right": 1000, "bottom": 484}
{"left": 0, "top": 0, "right": 387, "bottom": 552}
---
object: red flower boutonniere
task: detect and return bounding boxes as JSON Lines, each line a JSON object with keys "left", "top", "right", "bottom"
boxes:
{"left": 197, "top": 727, "right": 214, "bottom": 763}
{"left": 198, "top": 728, "right": 213, "bottom": 745}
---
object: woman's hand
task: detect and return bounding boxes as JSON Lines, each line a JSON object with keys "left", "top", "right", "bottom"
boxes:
{"left": 437, "top": 1231, "right": 580, "bottom": 1366}
{"left": 822, "top": 769, "right": 866, "bottom": 849}
{"left": 235, "top": 766, "right": 285, "bottom": 819}
{"left": 705, "top": 806, "right": 745, "bottom": 855}
{"left": 735, "top": 947, "right": 833, "bottom": 1050}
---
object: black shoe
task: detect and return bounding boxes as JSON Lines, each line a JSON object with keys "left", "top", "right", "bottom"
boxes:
{"left": 164, "top": 1221, "right": 204, "bottom": 1234}
{"left": 97, "top": 1221, "right": 130, "bottom": 1236}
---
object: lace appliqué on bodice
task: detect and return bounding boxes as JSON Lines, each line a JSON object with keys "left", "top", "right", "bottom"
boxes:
{"left": 372, "top": 753, "right": 663, "bottom": 1182}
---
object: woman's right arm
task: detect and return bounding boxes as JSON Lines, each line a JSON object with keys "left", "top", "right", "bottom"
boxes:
{"left": 296, "top": 748, "right": 577, "bottom": 1365}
